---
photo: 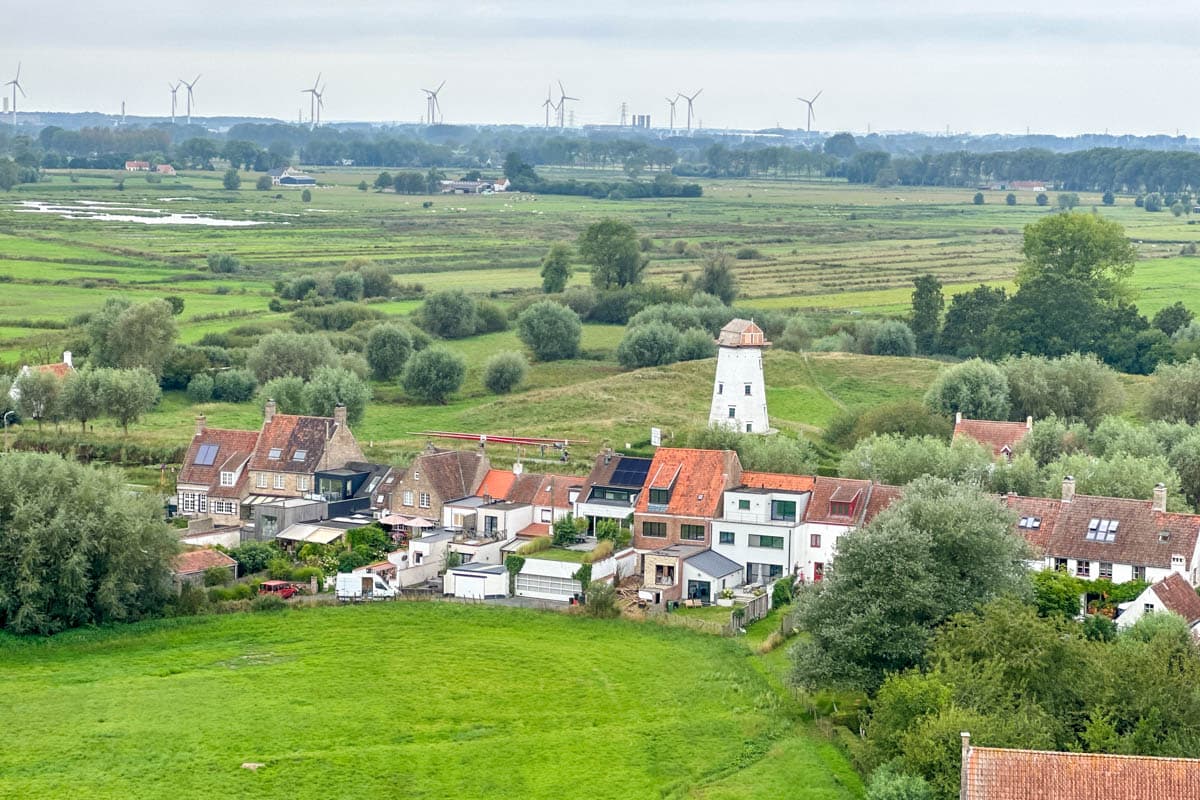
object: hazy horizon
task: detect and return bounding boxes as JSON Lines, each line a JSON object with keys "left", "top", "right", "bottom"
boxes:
{"left": 9, "top": 1, "right": 1199, "bottom": 137}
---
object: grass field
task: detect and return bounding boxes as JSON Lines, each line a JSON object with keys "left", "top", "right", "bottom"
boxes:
{"left": 0, "top": 603, "right": 862, "bottom": 800}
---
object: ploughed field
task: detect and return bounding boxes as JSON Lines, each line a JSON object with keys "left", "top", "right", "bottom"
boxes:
{"left": 0, "top": 603, "right": 861, "bottom": 799}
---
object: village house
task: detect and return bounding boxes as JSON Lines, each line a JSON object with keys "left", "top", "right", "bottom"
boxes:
{"left": 801, "top": 477, "right": 902, "bottom": 583}
{"left": 171, "top": 548, "right": 238, "bottom": 589}
{"left": 124, "top": 160, "right": 150, "bottom": 171}
{"left": 1117, "top": 571, "right": 1200, "bottom": 634}
{"left": 378, "top": 446, "right": 490, "bottom": 523}
{"left": 246, "top": 400, "right": 365, "bottom": 503}
{"left": 10, "top": 350, "right": 74, "bottom": 403}
{"left": 574, "top": 450, "right": 651, "bottom": 533}
{"left": 959, "top": 732, "right": 1200, "bottom": 799}
{"left": 269, "top": 167, "right": 316, "bottom": 186}
{"left": 712, "top": 471, "right": 814, "bottom": 587}
{"left": 952, "top": 413, "right": 1033, "bottom": 460}
{"left": 176, "top": 415, "right": 260, "bottom": 527}
{"left": 156, "top": 163, "right": 177, "bottom": 176}
{"left": 632, "top": 447, "right": 743, "bottom": 552}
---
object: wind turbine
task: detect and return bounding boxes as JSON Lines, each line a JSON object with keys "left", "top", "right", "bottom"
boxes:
{"left": 314, "top": 85, "right": 326, "bottom": 127}
{"left": 665, "top": 94, "right": 680, "bottom": 132}
{"left": 168, "top": 81, "right": 181, "bottom": 124}
{"left": 180, "top": 74, "right": 201, "bottom": 126}
{"left": 422, "top": 81, "right": 445, "bottom": 124}
{"left": 302, "top": 73, "right": 321, "bottom": 128}
{"left": 5, "top": 63, "right": 26, "bottom": 128}
{"left": 797, "top": 90, "right": 822, "bottom": 133}
{"left": 556, "top": 81, "right": 579, "bottom": 128}
{"left": 541, "top": 84, "right": 556, "bottom": 128}
{"left": 680, "top": 89, "right": 702, "bottom": 132}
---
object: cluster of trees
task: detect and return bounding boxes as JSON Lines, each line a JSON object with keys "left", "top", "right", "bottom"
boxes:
{"left": 273, "top": 258, "right": 405, "bottom": 306}
{"left": 912, "top": 214, "right": 1178, "bottom": 374}
{"left": 683, "top": 425, "right": 819, "bottom": 475}
{"left": 1, "top": 366, "right": 163, "bottom": 434}
{"left": 502, "top": 154, "right": 702, "bottom": 200}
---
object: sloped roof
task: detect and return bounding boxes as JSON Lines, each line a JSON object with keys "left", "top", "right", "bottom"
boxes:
{"left": 173, "top": 548, "right": 237, "bottom": 575}
{"left": 953, "top": 417, "right": 1031, "bottom": 458}
{"left": 413, "top": 448, "right": 488, "bottom": 502}
{"left": 249, "top": 414, "right": 338, "bottom": 473}
{"left": 529, "top": 473, "right": 579, "bottom": 510}
{"left": 739, "top": 471, "right": 815, "bottom": 494}
{"left": 716, "top": 318, "right": 769, "bottom": 348}
{"left": 32, "top": 362, "right": 73, "bottom": 379}
{"left": 1149, "top": 572, "right": 1200, "bottom": 625}
{"left": 804, "top": 477, "right": 872, "bottom": 525}
{"left": 685, "top": 549, "right": 742, "bottom": 579}
{"left": 862, "top": 484, "right": 903, "bottom": 524}
{"left": 1045, "top": 494, "right": 1200, "bottom": 570}
{"left": 1003, "top": 494, "right": 1063, "bottom": 555}
{"left": 477, "top": 469, "right": 517, "bottom": 501}
{"left": 635, "top": 448, "right": 741, "bottom": 518}
{"left": 178, "top": 428, "right": 260, "bottom": 488}
{"left": 963, "top": 742, "right": 1200, "bottom": 800}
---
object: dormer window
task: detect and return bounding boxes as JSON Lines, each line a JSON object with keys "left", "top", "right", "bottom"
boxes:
{"left": 830, "top": 501, "right": 852, "bottom": 517}
{"left": 268, "top": 448, "right": 282, "bottom": 460}
{"left": 219, "top": 471, "right": 236, "bottom": 487}
{"left": 649, "top": 488, "right": 670, "bottom": 505}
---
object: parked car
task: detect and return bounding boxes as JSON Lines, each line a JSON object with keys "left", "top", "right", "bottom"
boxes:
{"left": 258, "top": 580, "right": 299, "bottom": 599}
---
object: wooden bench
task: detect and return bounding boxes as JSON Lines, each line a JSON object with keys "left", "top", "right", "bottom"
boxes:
{"left": 684, "top": 599, "right": 703, "bottom": 608}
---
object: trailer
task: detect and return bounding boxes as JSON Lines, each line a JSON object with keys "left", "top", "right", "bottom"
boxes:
{"left": 335, "top": 572, "right": 399, "bottom": 602}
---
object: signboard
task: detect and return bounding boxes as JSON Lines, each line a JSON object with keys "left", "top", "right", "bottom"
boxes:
{"left": 650, "top": 427, "right": 662, "bottom": 447}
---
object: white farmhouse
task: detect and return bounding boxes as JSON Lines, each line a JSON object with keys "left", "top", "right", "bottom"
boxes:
{"left": 708, "top": 319, "right": 770, "bottom": 434}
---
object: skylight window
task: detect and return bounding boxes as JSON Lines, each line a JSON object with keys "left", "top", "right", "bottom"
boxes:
{"left": 194, "top": 444, "right": 219, "bottom": 466}
{"left": 268, "top": 448, "right": 282, "bottom": 460}
{"left": 1018, "top": 517, "right": 1042, "bottom": 529}
{"left": 292, "top": 449, "right": 307, "bottom": 461}
{"left": 1085, "top": 518, "right": 1118, "bottom": 543}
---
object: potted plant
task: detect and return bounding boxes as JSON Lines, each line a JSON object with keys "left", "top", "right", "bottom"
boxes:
{"left": 716, "top": 588, "right": 735, "bottom": 607}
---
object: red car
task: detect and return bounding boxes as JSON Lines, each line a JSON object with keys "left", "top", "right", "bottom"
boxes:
{"left": 259, "top": 580, "right": 298, "bottom": 599}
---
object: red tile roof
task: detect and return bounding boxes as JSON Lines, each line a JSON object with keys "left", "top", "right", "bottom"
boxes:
{"left": 1046, "top": 495, "right": 1200, "bottom": 570}
{"left": 963, "top": 740, "right": 1200, "bottom": 800}
{"left": 249, "top": 414, "right": 339, "bottom": 473}
{"left": 32, "top": 362, "right": 73, "bottom": 379}
{"left": 408, "top": 448, "right": 489, "bottom": 502}
{"left": 740, "top": 471, "right": 815, "bottom": 493}
{"left": 953, "top": 416, "right": 1031, "bottom": 458}
{"left": 477, "top": 469, "right": 516, "bottom": 501}
{"left": 804, "top": 477, "right": 873, "bottom": 524}
{"left": 862, "top": 484, "right": 903, "bottom": 524}
{"left": 178, "top": 428, "right": 260, "bottom": 489}
{"left": 1003, "top": 494, "right": 1063, "bottom": 555}
{"left": 516, "top": 522, "right": 551, "bottom": 538}
{"left": 173, "top": 548, "right": 237, "bottom": 575}
{"left": 1149, "top": 572, "right": 1200, "bottom": 626}
{"left": 635, "top": 448, "right": 742, "bottom": 519}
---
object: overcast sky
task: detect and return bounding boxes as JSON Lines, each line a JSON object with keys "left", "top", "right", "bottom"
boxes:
{"left": 8, "top": 1, "right": 1199, "bottom": 135}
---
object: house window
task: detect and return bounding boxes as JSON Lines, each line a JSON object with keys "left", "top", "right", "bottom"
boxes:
{"left": 1133, "top": 565, "right": 1146, "bottom": 581}
{"left": 830, "top": 501, "right": 851, "bottom": 517}
{"left": 642, "top": 521, "right": 667, "bottom": 538}
{"left": 1076, "top": 560, "right": 1090, "bottom": 578}
{"left": 1173, "top": 555, "right": 1186, "bottom": 569}
{"left": 744, "top": 383, "right": 751, "bottom": 395}
{"left": 419, "top": 492, "right": 431, "bottom": 509}
{"left": 810, "top": 534, "right": 821, "bottom": 548}
{"left": 745, "top": 423, "right": 752, "bottom": 433}
{"left": 403, "top": 490, "right": 414, "bottom": 507}
{"left": 719, "top": 531, "right": 735, "bottom": 545}
{"left": 256, "top": 473, "right": 267, "bottom": 489}
{"left": 770, "top": 500, "right": 797, "bottom": 522}
{"left": 738, "top": 499, "right": 751, "bottom": 511}
{"left": 299, "top": 476, "right": 310, "bottom": 492}
{"left": 198, "top": 495, "right": 207, "bottom": 512}
{"left": 181, "top": 492, "right": 196, "bottom": 513}
{"left": 749, "top": 534, "right": 784, "bottom": 549}
{"left": 540, "top": 509, "right": 552, "bottom": 523}
{"left": 746, "top": 563, "right": 783, "bottom": 584}
{"left": 728, "top": 406, "right": 736, "bottom": 419}
{"left": 1145, "top": 603, "right": 1155, "bottom": 613}
{"left": 1053, "top": 557, "right": 1068, "bottom": 572}
{"left": 1099, "top": 562, "right": 1113, "bottom": 579}
{"left": 219, "top": 471, "right": 235, "bottom": 487}
{"left": 273, "top": 474, "right": 286, "bottom": 490}
{"left": 649, "top": 488, "right": 670, "bottom": 505}
{"left": 413, "top": 471, "right": 420, "bottom": 481}
{"left": 680, "top": 524, "right": 705, "bottom": 541}
{"left": 292, "top": 449, "right": 307, "bottom": 462}
{"left": 717, "top": 382, "right": 723, "bottom": 395}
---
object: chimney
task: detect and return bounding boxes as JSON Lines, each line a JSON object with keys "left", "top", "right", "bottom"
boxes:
{"left": 513, "top": 462, "right": 524, "bottom": 476}
{"left": 62, "top": 350, "right": 73, "bottom": 368}
{"left": 195, "top": 414, "right": 207, "bottom": 437}
{"left": 1153, "top": 482, "right": 1167, "bottom": 513}
{"left": 1062, "top": 476, "right": 1075, "bottom": 504}
{"left": 960, "top": 732, "right": 972, "bottom": 800}
{"left": 955, "top": 411, "right": 962, "bottom": 425}
{"left": 333, "top": 403, "right": 347, "bottom": 429}
{"left": 264, "top": 398, "right": 276, "bottom": 423}
{"left": 1026, "top": 415, "right": 1033, "bottom": 429}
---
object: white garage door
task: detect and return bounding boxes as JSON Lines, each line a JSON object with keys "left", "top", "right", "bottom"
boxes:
{"left": 515, "top": 573, "right": 580, "bottom": 601}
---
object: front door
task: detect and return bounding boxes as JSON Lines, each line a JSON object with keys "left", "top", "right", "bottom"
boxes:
{"left": 687, "top": 580, "right": 711, "bottom": 602}
{"left": 813, "top": 562, "right": 824, "bottom": 582}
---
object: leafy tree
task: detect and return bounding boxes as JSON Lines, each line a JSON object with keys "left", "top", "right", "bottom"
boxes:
{"left": 206, "top": 253, "right": 240, "bottom": 273}
{"left": 1044, "top": 452, "right": 1184, "bottom": 509}
{"left": 865, "top": 765, "right": 933, "bottom": 800}
{"left": 924, "top": 359, "right": 1010, "bottom": 420}
{"left": 583, "top": 580, "right": 620, "bottom": 618}
{"left": 1145, "top": 357, "right": 1200, "bottom": 424}
{"left": 221, "top": 168, "right": 241, "bottom": 190}
{"left": 552, "top": 513, "right": 586, "bottom": 546}
{"left": 1102, "top": 190, "right": 1115, "bottom": 206}
{"left": 973, "top": 192, "right": 985, "bottom": 205}
{"left": 303, "top": 367, "right": 370, "bottom": 424}
{"left": 474, "top": 300, "right": 509, "bottom": 334}
{"left": 823, "top": 132, "right": 858, "bottom": 158}
{"left": 617, "top": 321, "right": 681, "bottom": 369}
{"left": 1036, "top": 192, "right": 1048, "bottom": 206}
{"left": 1032, "top": 568, "right": 1085, "bottom": 619}
{"left": 185, "top": 373, "right": 214, "bottom": 403}
{"left": 0, "top": 453, "right": 178, "bottom": 634}
{"left": 1005, "top": 193, "right": 1017, "bottom": 206}
{"left": 872, "top": 320, "right": 917, "bottom": 357}
{"left": 256, "top": 174, "right": 272, "bottom": 191}
{"left": 246, "top": 332, "right": 338, "bottom": 382}
{"left": 1002, "top": 353, "right": 1124, "bottom": 426}
{"left": 301, "top": 189, "right": 312, "bottom": 202}
{"left": 60, "top": 367, "right": 108, "bottom": 432}
{"left": 840, "top": 434, "right": 993, "bottom": 486}
{"left": 696, "top": 250, "right": 738, "bottom": 304}
{"left": 86, "top": 298, "right": 178, "bottom": 377}
{"left": 228, "top": 541, "right": 277, "bottom": 575}
{"left": 332, "top": 271, "right": 364, "bottom": 302}
{"left": 419, "top": 289, "right": 478, "bottom": 339}
{"left": 832, "top": 400, "right": 952, "bottom": 448}
{"left": 1144, "top": 192, "right": 1163, "bottom": 212}
{"left": 258, "top": 375, "right": 307, "bottom": 414}
{"left": 483, "top": 351, "right": 527, "bottom": 394}
{"left": 516, "top": 301, "right": 582, "bottom": 361}
{"left": 540, "top": 243, "right": 573, "bottom": 294}
{"left": 14, "top": 370, "right": 61, "bottom": 431}
{"left": 1152, "top": 302, "right": 1194, "bottom": 337}
{"left": 163, "top": 295, "right": 185, "bottom": 315}
{"left": 683, "top": 425, "right": 819, "bottom": 474}
{"left": 1056, "top": 192, "right": 1080, "bottom": 210}
{"left": 938, "top": 285, "right": 1006, "bottom": 358}
{"left": 212, "top": 368, "right": 257, "bottom": 403}
{"left": 1018, "top": 213, "right": 1136, "bottom": 296}
{"left": 373, "top": 171, "right": 394, "bottom": 190}
{"left": 354, "top": 262, "right": 396, "bottom": 298}
{"left": 578, "top": 218, "right": 647, "bottom": 289}
{"left": 676, "top": 328, "right": 717, "bottom": 361}
{"left": 101, "top": 367, "right": 161, "bottom": 434}
{"left": 366, "top": 324, "right": 413, "bottom": 380}
{"left": 402, "top": 347, "right": 465, "bottom": 404}
{"left": 909, "top": 274, "right": 943, "bottom": 354}
{"left": 791, "top": 477, "right": 1029, "bottom": 692}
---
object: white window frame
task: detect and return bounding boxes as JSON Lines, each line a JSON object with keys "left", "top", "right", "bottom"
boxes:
{"left": 219, "top": 471, "right": 236, "bottom": 487}
{"left": 274, "top": 474, "right": 286, "bottom": 490}
{"left": 198, "top": 494, "right": 207, "bottom": 513}
{"left": 256, "top": 473, "right": 267, "bottom": 489}
{"left": 540, "top": 508, "right": 552, "bottom": 523}
{"left": 181, "top": 492, "right": 197, "bottom": 513}
{"left": 419, "top": 492, "right": 431, "bottom": 509}
{"left": 403, "top": 490, "right": 414, "bottom": 507}
{"left": 298, "top": 476, "right": 309, "bottom": 492}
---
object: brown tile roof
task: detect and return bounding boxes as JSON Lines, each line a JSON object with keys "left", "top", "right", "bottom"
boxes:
{"left": 804, "top": 477, "right": 872, "bottom": 525}
{"left": 178, "top": 428, "right": 260, "bottom": 489}
{"left": 1045, "top": 494, "right": 1200, "bottom": 570}
{"left": 173, "top": 548, "right": 237, "bottom": 575}
{"left": 862, "top": 484, "right": 903, "bottom": 524}
{"left": 1150, "top": 572, "right": 1200, "bottom": 625}
{"left": 740, "top": 471, "right": 815, "bottom": 493}
{"left": 505, "top": 472, "right": 545, "bottom": 505}
{"left": 413, "top": 448, "right": 488, "bottom": 502}
{"left": 477, "top": 469, "right": 516, "bottom": 501}
{"left": 581, "top": 453, "right": 652, "bottom": 491}
{"left": 33, "top": 362, "right": 73, "bottom": 379}
{"left": 530, "top": 473, "right": 579, "bottom": 510}
{"left": 1003, "top": 494, "right": 1063, "bottom": 555}
{"left": 635, "top": 448, "right": 742, "bottom": 518}
{"left": 953, "top": 416, "right": 1031, "bottom": 458}
{"left": 516, "top": 522, "right": 551, "bottom": 538}
{"left": 963, "top": 741, "right": 1200, "bottom": 800}
{"left": 249, "top": 414, "right": 339, "bottom": 473}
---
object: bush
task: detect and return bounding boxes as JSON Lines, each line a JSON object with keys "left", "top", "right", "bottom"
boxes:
{"left": 517, "top": 536, "right": 551, "bottom": 555}
{"left": 212, "top": 368, "right": 257, "bottom": 403}
{"left": 583, "top": 581, "right": 620, "bottom": 617}
{"left": 1005, "top": 193, "right": 1017, "bottom": 206}
{"left": 251, "top": 593, "right": 287, "bottom": 612}
{"left": 203, "top": 566, "right": 230, "bottom": 587}
{"left": 301, "top": 189, "right": 312, "bottom": 202}
{"left": 617, "top": 321, "right": 682, "bottom": 368}
{"left": 560, "top": 286, "right": 598, "bottom": 318}
{"left": 871, "top": 320, "right": 917, "bottom": 357}
{"left": 333, "top": 271, "right": 364, "bottom": 301}
{"left": 924, "top": 358, "right": 1010, "bottom": 419}
{"left": 303, "top": 366, "right": 371, "bottom": 423}
{"left": 483, "top": 351, "right": 527, "bottom": 394}
{"left": 365, "top": 324, "right": 413, "bottom": 381}
{"left": 206, "top": 253, "right": 241, "bottom": 274}
{"left": 734, "top": 246, "right": 761, "bottom": 260}
{"left": 185, "top": 373, "right": 214, "bottom": 403}
{"left": 228, "top": 541, "right": 277, "bottom": 575}
{"left": 778, "top": 316, "right": 816, "bottom": 352}
{"left": 256, "top": 175, "right": 272, "bottom": 191}
{"left": 222, "top": 168, "right": 241, "bottom": 190}
{"left": 583, "top": 539, "right": 615, "bottom": 563}
{"left": 972, "top": 192, "right": 985, "bottom": 205}
{"left": 772, "top": 578, "right": 794, "bottom": 607}
{"left": 474, "top": 300, "right": 509, "bottom": 334}
{"left": 419, "top": 290, "right": 478, "bottom": 339}
{"left": 402, "top": 347, "right": 466, "bottom": 404}
{"left": 517, "top": 301, "right": 582, "bottom": 361}
{"left": 676, "top": 328, "right": 717, "bottom": 361}
{"left": 258, "top": 375, "right": 307, "bottom": 414}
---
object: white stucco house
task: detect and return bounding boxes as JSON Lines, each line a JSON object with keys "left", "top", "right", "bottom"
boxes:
{"left": 1116, "top": 572, "right": 1200, "bottom": 634}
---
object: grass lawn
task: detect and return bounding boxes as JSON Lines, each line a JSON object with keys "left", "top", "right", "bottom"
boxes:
{"left": 523, "top": 548, "right": 589, "bottom": 563}
{"left": 0, "top": 603, "right": 861, "bottom": 800}
{"left": 673, "top": 603, "right": 743, "bottom": 623}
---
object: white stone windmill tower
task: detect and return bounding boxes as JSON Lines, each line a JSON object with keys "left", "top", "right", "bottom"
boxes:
{"left": 709, "top": 319, "right": 770, "bottom": 433}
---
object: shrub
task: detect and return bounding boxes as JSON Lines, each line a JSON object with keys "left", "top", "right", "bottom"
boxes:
{"left": 676, "top": 327, "right": 716, "bottom": 361}
{"left": 616, "top": 321, "right": 682, "bottom": 369}
{"left": 222, "top": 168, "right": 241, "bottom": 190}
{"left": 518, "top": 536, "right": 551, "bottom": 555}
{"left": 474, "top": 299, "right": 509, "bottom": 334}
{"left": 212, "top": 368, "right": 257, "bottom": 403}
{"left": 365, "top": 324, "right": 413, "bottom": 380}
{"left": 258, "top": 375, "right": 307, "bottom": 414}
{"left": 256, "top": 175, "right": 272, "bottom": 191}
{"left": 419, "top": 290, "right": 478, "bottom": 339}
{"left": 583, "top": 539, "right": 615, "bottom": 563}
{"left": 582, "top": 580, "right": 620, "bottom": 618}
{"left": 303, "top": 366, "right": 371, "bottom": 423}
{"left": 517, "top": 301, "right": 582, "bottom": 361}
{"left": 203, "top": 567, "right": 230, "bottom": 587}
{"left": 734, "top": 246, "right": 762, "bottom": 260}
{"left": 402, "top": 347, "right": 466, "bottom": 404}
{"left": 924, "top": 358, "right": 1010, "bottom": 419}
{"left": 185, "top": 373, "right": 214, "bottom": 403}
{"left": 972, "top": 192, "right": 985, "bottom": 205}
{"left": 333, "top": 271, "right": 364, "bottom": 301}
{"left": 251, "top": 593, "right": 287, "bottom": 612}
{"left": 1005, "top": 193, "right": 1017, "bottom": 206}
{"left": 483, "top": 351, "right": 527, "bottom": 394}
{"left": 206, "top": 253, "right": 241, "bottom": 274}
{"left": 871, "top": 320, "right": 917, "bottom": 357}
{"left": 560, "top": 286, "right": 598, "bottom": 318}
{"left": 301, "top": 189, "right": 312, "bottom": 202}
{"left": 772, "top": 577, "right": 794, "bottom": 607}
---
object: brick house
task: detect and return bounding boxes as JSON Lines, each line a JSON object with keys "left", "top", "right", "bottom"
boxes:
{"left": 953, "top": 413, "right": 1033, "bottom": 460}
{"left": 632, "top": 448, "right": 743, "bottom": 551}
{"left": 246, "top": 400, "right": 365, "bottom": 500}
{"left": 382, "top": 446, "right": 490, "bottom": 522}
{"left": 575, "top": 450, "right": 652, "bottom": 533}
{"left": 172, "top": 548, "right": 238, "bottom": 589}
{"left": 176, "top": 415, "right": 260, "bottom": 527}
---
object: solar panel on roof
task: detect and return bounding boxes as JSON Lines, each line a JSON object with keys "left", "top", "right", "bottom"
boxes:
{"left": 194, "top": 444, "right": 218, "bottom": 466}
{"left": 610, "top": 458, "right": 651, "bottom": 487}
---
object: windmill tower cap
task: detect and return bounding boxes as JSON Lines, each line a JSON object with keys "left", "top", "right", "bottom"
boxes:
{"left": 716, "top": 319, "right": 771, "bottom": 348}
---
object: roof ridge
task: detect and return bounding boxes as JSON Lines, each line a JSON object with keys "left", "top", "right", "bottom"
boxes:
{"left": 971, "top": 745, "right": 1200, "bottom": 764}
